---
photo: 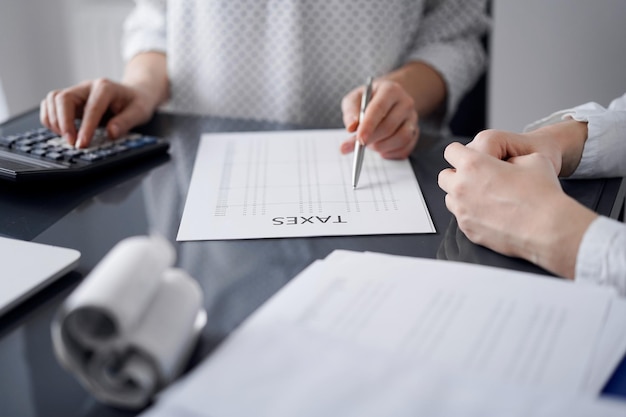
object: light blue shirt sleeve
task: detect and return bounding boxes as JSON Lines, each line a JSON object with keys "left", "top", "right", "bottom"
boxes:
{"left": 525, "top": 94, "right": 626, "bottom": 294}
{"left": 525, "top": 93, "right": 626, "bottom": 179}
{"left": 576, "top": 216, "right": 626, "bottom": 296}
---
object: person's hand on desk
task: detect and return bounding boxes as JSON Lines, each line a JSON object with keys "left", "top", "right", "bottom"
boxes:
{"left": 39, "top": 52, "right": 168, "bottom": 148}
{"left": 340, "top": 78, "right": 419, "bottom": 160}
{"left": 466, "top": 120, "right": 589, "bottom": 177}
{"left": 437, "top": 123, "right": 598, "bottom": 280}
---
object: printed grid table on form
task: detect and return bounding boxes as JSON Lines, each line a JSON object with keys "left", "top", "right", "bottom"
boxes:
{"left": 177, "top": 129, "right": 435, "bottom": 240}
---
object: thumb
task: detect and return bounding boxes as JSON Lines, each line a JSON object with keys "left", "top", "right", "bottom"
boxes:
{"left": 339, "top": 135, "right": 357, "bottom": 155}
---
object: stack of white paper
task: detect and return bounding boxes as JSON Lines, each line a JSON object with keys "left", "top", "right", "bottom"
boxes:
{"left": 142, "top": 252, "right": 626, "bottom": 416}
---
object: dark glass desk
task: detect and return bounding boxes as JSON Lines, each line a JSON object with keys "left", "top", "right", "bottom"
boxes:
{"left": 1, "top": 109, "right": 625, "bottom": 416}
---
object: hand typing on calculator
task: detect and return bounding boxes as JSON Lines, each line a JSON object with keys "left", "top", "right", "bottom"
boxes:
{"left": 39, "top": 53, "right": 169, "bottom": 149}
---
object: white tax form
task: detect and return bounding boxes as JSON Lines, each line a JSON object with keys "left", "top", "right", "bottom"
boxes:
{"left": 177, "top": 129, "right": 435, "bottom": 241}
{"left": 141, "top": 252, "right": 626, "bottom": 417}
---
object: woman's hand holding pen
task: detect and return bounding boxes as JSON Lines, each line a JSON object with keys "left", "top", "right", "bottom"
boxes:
{"left": 340, "top": 79, "right": 419, "bottom": 160}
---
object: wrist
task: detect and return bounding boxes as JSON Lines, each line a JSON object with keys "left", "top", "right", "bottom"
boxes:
{"left": 129, "top": 81, "right": 166, "bottom": 112}
{"left": 123, "top": 52, "right": 170, "bottom": 111}
{"left": 526, "top": 193, "right": 597, "bottom": 279}
{"left": 531, "top": 120, "right": 588, "bottom": 177}
{"left": 383, "top": 61, "right": 446, "bottom": 117}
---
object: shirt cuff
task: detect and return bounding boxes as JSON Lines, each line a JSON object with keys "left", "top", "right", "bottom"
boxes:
{"left": 524, "top": 102, "right": 626, "bottom": 178}
{"left": 575, "top": 216, "right": 626, "bottom": 296}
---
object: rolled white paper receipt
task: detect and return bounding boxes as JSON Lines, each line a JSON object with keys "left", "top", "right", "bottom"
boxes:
{"left": 51, "top": 235, "right": 206, "bottom": 409}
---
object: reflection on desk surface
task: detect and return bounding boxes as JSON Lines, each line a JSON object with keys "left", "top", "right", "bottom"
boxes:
{"left": 437, "top": 216, "right": 553, "bottom": 277}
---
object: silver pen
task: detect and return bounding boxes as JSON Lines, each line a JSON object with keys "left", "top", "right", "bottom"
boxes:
{"left": 351, "top": 76, "right": 373, "bottom": 189}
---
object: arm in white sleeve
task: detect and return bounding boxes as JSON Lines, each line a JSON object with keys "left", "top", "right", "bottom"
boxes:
{"left": 525, "top": 92, "right": 626, "bottom": 179}
{"left": 576, "top": 216, "right": 626, "bottom": 296}
{"left": 406, "top": 0, "right": 490, "bottom": 120}
{"left": 122, "top": 0, "right": 167, "bottom": 62}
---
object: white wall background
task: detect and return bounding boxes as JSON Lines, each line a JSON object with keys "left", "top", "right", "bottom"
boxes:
{"left": 0, "top": 0, "right": 71, "bottom": 121}
{"left": 0, "top": 0, "right": 132, "bottom": 122}
{"left": 489, "top": 0, "right": 626, "bottom": 132}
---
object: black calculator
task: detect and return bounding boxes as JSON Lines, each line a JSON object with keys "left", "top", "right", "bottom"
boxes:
{"left": 0, "top": 126, "right": 169, "bottom": 181}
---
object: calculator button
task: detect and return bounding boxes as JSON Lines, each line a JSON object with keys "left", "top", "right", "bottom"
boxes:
{"left": 141, "top": 136, "right": 158, "bottom": 144}
{"left": 15, "top": 138, "right": 35, "bottom": 147}
{"left": 33, "top": 143, "right": 51, "bottom": 150}
{"left": 62, "top": 149, "right": 84, "bottom": 158}
{"left": 46, "top": 137, "right": 66, "bottom": 148}
{"left": 42, "top": 131, "right": 59, "bottom": 140}
{"left": 16, "top": 145, "right": 33, "bottom": 153}
{"left": 44, "top": 151, "right": 64, "bottom": 161}
{"left": 111, "top": 144, "right": 129, "bottom": 153}
{"left": 46, "top": 145, "right": 65, "bottom": 154}
{"left": 79, "top": 152, "right": 103, "bottom": 162}
{"left": 31, "top": 148, "right": 48, "bottom": 157}
{"left": 0, "top": 135, "right": 20, "bottom": 147}
{"left": 30, "top": 134, "right": 52, "bottom": 144}
{"left": 125, "top": 138, "right": 149, "bottom": 149}
{"left": 95, "top": 149, "right": 114, "bottom": 158}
